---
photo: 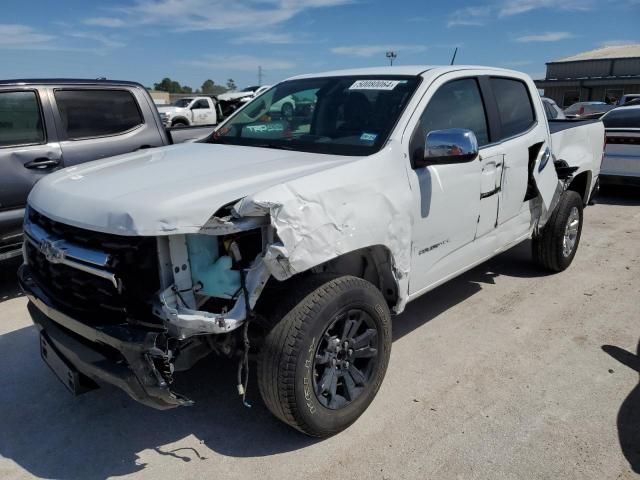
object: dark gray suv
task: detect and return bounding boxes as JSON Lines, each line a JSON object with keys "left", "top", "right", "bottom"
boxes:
{"left": 0, "top": 79, "right": 214, "bottom": 261}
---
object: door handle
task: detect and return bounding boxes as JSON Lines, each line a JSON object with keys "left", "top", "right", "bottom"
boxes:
{"left": 24, "top": 158, "right": 61, "bottom": 170}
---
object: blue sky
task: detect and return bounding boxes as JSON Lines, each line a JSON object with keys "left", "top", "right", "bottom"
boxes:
{"left": 1, "top": 0, "right": 638, "bottom": 90}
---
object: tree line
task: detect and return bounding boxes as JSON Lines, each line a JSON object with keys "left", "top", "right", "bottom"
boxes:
{"left": 152, "top": 78, "right": 238, "bottom": 95}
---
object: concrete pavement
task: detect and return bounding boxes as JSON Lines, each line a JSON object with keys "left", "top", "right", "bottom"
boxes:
{"left": 1, "top": 187, "right": 638, "bottom": 479}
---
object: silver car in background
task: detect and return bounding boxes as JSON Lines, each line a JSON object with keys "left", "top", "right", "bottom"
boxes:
{"left": 541, "top": 97, "right": 566, "bottom": 120}
{"left": 600, "top": 105, "right": 640, "bottom": 186}
{"left": 564, "top": 101, "right": 615, "bottom": 119}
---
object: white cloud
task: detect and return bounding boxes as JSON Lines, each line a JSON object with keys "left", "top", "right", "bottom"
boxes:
{"left": 83, "top": 0, "right": 351, "bottom": 32}
{"left": 0, "top": 24, "right": 55, "bottom": 48}
{"left": 516, "top": 32, "right": 574, "bottom": 42}
{"left": 230, "top": 32, "right": 295, "bottom": 45}
{"left": 498, "top": 0, "right": 593, "bottom": 16}
{"left": 448, "top": 1, "right": 593, "bottom": 27}
{"left": 331, "top": 44, "right": 427, "bottom": 57}
{"left": 83, "top": 17, "right": 126, "bottom": 28}
{"left": 447, "top": 6, "right": 492, "bottom": 27}
{"left": 185, "top": 54, "right": 295, "bottom": 71}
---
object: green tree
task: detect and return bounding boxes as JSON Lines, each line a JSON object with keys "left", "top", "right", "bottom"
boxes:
{"left": 153, "top": 77, "right": 174, "bottom": 92}
{"left": 181, "top": 85, "right": 193, "bottom": 94}
{"left": 226, "top": 78, "right": 237, "bottom": 91}
{"left": 201, "top": 79, "right": 216, "bottom": 94}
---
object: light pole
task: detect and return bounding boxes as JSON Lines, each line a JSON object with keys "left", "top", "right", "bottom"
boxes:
{"left": 386, "top": 51, "right": 397, "bottom": 66}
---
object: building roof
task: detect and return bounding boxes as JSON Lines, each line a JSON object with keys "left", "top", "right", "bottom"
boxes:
{"left": 552, "top": 44, "right": 640, "bottom": 63}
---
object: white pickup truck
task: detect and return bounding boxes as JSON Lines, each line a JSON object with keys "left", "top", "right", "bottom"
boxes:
{"left": 19, "top": 66, "right": 604, "bottom": 437}
{"left": 156, "top": 96, "right": 220, "bottom": 127}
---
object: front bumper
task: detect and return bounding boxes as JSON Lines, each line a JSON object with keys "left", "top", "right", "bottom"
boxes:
{"left": 19, "top": 264, "right": 192, "bottom": 409}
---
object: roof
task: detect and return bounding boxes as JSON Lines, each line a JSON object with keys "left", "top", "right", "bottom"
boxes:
{"left": 552, "top": 44, "right": 640, "bottom": 63}
{"left": 287, "top": 65, "right": 523, "bottom": 81}
{"left": 0, "top": 78, "right": 144, "bottom": 87}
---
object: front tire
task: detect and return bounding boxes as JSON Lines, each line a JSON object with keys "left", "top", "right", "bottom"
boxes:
{"left": 257, "top": 275, "right": 391, "bottom": 437}
{"left": 532, "top": 190, "right": 584, "bottom": 272}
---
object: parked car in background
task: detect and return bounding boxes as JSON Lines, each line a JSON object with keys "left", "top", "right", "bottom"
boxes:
{"left": 618, "top": 94, "right": 640, "bottom": 106}
{"left": 620, "top": 97, "right": 640, "bottom": 107}
{"left": 600, "top": 105, "right": 640, "bottom": 186}
{"left": 19, "top": 66, "right": 604, "bottom": 437}
{"left": 564, "top": 101, "right": 615, "bottom": 119}
{"left": 217, "top": 85, "right": 270, "bottom": 103}
{"left": 218, "top": 85, "right": 272, "bottom": 118}
{"left": 541, "top": 97, "right": 566, "bottom": 120}
{"left": 0, "top": 79, "right": 215, "bottom": 261}
{"left": 157, "top": 96, "right": 222, "bottom": 127}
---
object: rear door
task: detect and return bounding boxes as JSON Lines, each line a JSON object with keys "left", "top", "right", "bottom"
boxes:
{"left": 0, "top": 87, "right": 61, "bottom": 238}
{"left": 48, "top": 87, "right": 166, "bottom": 167}
{"left": 487, "top": 77, "right": 557, "bottom": 220}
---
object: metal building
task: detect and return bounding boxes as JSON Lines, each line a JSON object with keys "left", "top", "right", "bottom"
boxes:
{"left": 535, "top": 44, "right": 640, "bottom": 107}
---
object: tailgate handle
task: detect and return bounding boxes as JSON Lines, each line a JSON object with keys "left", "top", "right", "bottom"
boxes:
{"left": 24, "top": 158, "right": 61, "bottom": 170}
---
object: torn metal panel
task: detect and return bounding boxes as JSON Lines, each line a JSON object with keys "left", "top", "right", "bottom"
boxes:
{"left": 234, "top": 142, "right": 412, "bottom": 312}
{"left": 200, "top": 215, "right": 268, "bottom": 235}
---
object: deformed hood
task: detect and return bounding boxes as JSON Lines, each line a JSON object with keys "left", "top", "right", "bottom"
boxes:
{"left": 28, "top": 143, "right": 352, "bottom": 235}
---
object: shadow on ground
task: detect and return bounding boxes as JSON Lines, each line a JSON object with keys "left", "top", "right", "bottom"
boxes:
{"left": 596, "top": 185, "right": 640, "bottom": 206}
{"left": 0, "top": 240, "right": 548, "bottom": 479}
{"left": 602, "top": 341, "right": 640, "bottom": 474}
{"left": 0, "top": 257, "right": 23, "bottom": 304}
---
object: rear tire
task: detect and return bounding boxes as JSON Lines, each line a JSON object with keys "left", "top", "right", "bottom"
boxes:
{"left": 171, "top": 120, "right": 188, "bottom": 128}
{"left": 257, "top": 275, "right": 391, "bottom": 437}
{"left": 532, "top": 190, "right": 584, "bottom": 272}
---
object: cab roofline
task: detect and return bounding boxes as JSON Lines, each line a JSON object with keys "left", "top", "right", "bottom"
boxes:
{"left": 284, "top": 65, "right": 530, "bottom": 82}
{"left": 0, "top": 78, "right": 145, "bottom": 88}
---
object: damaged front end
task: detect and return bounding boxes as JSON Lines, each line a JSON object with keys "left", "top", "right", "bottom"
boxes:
{"left": 20, "top": 206, "right": 277, "bottom": 409}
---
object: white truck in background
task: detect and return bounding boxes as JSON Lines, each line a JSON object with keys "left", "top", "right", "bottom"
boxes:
{"left": 20, "top": 66, "right": 605, "bottom": 438}
{"left": 157, "top": 96, "right": 221, "bottom": 127}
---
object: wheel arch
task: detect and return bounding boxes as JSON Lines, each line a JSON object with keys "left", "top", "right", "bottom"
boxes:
{"left": 567, "top": 170, "right": 592, "bottom": 205}
{"left": 171, "top": 116, "right": 190, "bottom": 126}
{"left": 259, "top": 245, "right": 403, "bottom": 314}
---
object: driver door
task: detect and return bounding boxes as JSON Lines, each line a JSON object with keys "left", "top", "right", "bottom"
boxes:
{"left": 405, "top": 76, "right": 490, "bottom": 295}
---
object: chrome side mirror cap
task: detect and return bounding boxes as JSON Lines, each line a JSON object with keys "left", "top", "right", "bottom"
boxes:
{"left": 415, "top": 128, "right": 479, "bottom": 168}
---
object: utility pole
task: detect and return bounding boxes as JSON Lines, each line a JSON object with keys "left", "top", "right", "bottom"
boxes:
{"left": 386, "top": 51, "right": 397, "bottom": 66}
{"left": 258, "top": 66, "right": 263, "bottom": 85}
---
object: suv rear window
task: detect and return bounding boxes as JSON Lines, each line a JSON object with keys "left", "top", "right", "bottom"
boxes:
{"left": 602, "top": 108, "right": 640, "bottom": 128}
{"left": 54, "top": 89, "right": 143, "bottom": 140}
{"left": 0, "top": 91, "right": 45, "bottom": 147}
{"left": 490, "top": 78, "right": 535, "bottom": 139}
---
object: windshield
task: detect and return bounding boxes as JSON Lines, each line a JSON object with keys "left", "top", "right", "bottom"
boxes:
{"left": 173, "top": 98, "right": 193, "bottom": 107}
{"left": 603, "top": 108, "right": 640, "bottom": 128}
{"left": 209, "top": 76, "right": 420, "bottom": 156}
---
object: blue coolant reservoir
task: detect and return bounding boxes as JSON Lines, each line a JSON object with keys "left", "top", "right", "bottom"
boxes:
{"left": 186, "top": 234, "right": 241, "bottom": 299}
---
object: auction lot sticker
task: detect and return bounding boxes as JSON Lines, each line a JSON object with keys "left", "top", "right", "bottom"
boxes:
{"left": 349, "top": 80, "right": 403, "bottom": 90}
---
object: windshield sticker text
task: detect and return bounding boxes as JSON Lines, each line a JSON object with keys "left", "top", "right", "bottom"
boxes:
{"left": 349, "top": 80, "right": 402, "bottom": 91}
{"left": 360, "top": 132, "right": 378, "bottom": 142}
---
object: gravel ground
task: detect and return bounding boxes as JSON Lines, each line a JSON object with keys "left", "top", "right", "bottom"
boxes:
{"left": 0, "top": 187, "right": 638, "bottom": 480}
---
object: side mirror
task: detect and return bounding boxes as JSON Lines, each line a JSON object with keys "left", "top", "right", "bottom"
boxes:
{"left": 414, "top": 128, "right": 479, "bottom": 168}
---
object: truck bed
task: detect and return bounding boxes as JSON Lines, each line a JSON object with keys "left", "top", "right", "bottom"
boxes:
{"left": 548, "top": 118, "right": 602, "bottom": 134}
